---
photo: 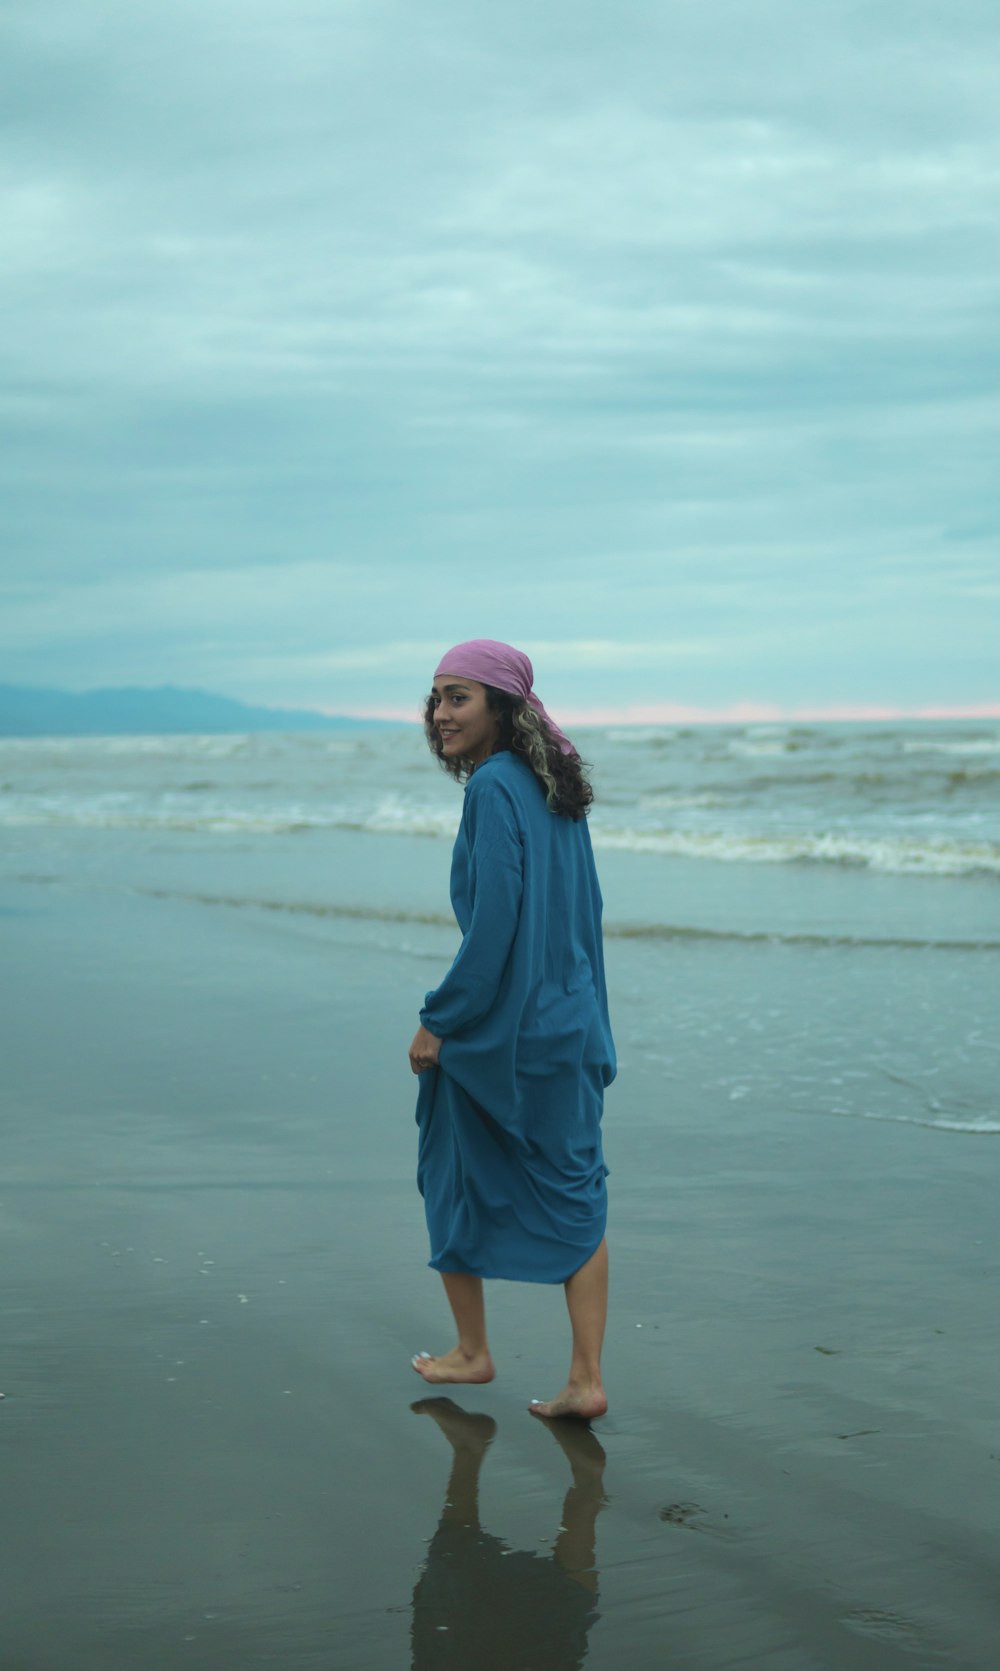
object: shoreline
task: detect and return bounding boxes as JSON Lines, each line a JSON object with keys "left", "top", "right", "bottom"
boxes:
{"left": 2, "top": 870, "right": 999, "bottom": 1667}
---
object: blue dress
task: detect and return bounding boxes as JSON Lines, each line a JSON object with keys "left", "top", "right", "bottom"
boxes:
{"left": 415, "top": 751, "right": 616, "bottom": 1284}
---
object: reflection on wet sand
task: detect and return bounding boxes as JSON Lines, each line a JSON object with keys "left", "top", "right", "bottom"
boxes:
{"left": 410, "top": 1398, "right": 607, "bottom": 1671}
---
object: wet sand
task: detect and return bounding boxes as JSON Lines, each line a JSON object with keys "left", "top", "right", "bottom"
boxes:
{"left": 2, "top": 875, "right": 999, "bottom": 1669}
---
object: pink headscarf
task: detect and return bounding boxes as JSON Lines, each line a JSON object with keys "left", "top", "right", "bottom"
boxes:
{"left": 434, "top": 639, "right": 576, "bottom": 756}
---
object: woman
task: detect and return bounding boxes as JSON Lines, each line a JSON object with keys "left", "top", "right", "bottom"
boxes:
{"left": 408, "top": 640, "right": 616, "bottom": 1419}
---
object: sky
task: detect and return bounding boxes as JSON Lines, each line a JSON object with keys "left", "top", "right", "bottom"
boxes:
{"left": 2, "top": 0, "right": 999, "bottom": 723}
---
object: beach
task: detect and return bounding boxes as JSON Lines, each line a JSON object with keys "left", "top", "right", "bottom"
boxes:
{"left": 2, "top": 723, "right": 999, "bottom": 1668}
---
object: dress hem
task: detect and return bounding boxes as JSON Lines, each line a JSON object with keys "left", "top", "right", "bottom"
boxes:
{"left": 427, "top": 1231, "right": 606, "bottom": 1287}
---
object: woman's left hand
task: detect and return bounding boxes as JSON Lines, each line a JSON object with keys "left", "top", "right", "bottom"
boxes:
{"left": 408, "top": 1024, "right": 443, "bottom": 1075}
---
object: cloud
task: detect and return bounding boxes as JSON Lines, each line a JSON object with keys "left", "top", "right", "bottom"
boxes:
{"left": 1, "top": 0, "right": 998, "bottom": 714}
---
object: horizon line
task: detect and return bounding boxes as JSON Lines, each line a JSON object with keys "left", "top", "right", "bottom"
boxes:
{"left": 317, "top": 701, "right": 1000, "bottom": 725}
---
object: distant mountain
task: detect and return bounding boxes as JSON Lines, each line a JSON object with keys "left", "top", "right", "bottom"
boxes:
{"left": 0, "top": 683, "right": 402, "bottom": 737}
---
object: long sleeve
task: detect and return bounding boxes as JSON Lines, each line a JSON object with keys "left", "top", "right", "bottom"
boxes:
{"left": 420, "top": 774, "right": 524, "bottom": 1038}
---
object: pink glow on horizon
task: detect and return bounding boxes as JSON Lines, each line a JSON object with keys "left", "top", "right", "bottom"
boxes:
{"left": 559, "top": 701, "right": 1000, "bottom": 725}
{"left": 318, "top": 701, "right": 1000, "bottom": 726}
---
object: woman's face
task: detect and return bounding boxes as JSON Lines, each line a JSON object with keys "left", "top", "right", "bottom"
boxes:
{"left": 430, "top": 675, "right": 499, "bottom": 766}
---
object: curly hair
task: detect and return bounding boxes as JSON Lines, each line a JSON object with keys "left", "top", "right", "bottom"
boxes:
{"left": 423, "top": 685, "right": 593, "bottom": 820}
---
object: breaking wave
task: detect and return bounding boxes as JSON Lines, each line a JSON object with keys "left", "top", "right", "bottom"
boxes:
{"left": 2, "top": 795, "right": 998, "bottom": 877}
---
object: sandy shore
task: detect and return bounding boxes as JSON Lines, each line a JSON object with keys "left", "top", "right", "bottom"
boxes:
{"left": 2, "top": 873, "right": 999, "bottom": 1669}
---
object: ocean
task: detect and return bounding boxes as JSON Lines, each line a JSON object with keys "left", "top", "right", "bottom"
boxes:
{"left": 3, "top": 718, "right": 998, "bottom": 1138}
{"left": 3, "top": 718, "right": 998, "bottom": 877}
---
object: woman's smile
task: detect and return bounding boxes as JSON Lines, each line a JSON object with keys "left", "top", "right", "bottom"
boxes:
{"left": 431, "top": 676, "right": 498, "bottom": 765}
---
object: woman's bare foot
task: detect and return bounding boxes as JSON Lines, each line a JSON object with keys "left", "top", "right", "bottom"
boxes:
{"left": 528, "top": 1382, "right": 608, "bottom": 1421}
{"left": 411, "top": 1347, "right": 496, "bottom": 1386}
